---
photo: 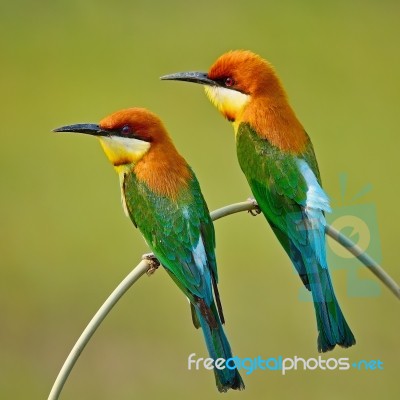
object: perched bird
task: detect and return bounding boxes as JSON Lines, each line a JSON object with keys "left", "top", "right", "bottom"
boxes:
{"left": 54, "top": 107, "right": 244, "bottom": 391}
{"left": 161, "top": 50, "right": 356, "bottom": 352}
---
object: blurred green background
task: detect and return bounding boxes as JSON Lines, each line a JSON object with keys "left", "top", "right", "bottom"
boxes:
{"left": 1, "top": 1, "right": 399, "bottom": 399}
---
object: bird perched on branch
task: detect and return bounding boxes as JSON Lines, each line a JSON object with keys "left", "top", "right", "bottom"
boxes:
{"left": 161, "top": 50, "right": 356, "bottom": 352}
{"left": 54, "top": 107, "right": 244, "bottom": 392}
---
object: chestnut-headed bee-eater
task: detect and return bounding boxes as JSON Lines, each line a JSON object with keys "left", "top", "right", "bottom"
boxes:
{"left": 161, "top": 50, "right": 356, "bottom": 352}
{"left": 54, "top": 108, "right": 244, "bottom": 391}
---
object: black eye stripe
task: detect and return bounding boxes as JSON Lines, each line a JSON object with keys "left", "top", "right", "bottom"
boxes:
{"left": 121, "top": 125, "right": 132, "bottom": 136}
{"left": 117, "top": 125, "right": 152, "bottom": 143}
{"left": 215, "top": 77, "right": 235, "bottom": 87}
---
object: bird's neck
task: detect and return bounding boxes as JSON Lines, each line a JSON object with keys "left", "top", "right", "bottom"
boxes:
{"left": 119, "top": 141, "right": 192, "bottom": 199}
{"left": 237, "top": 96, "right": 308, "bottom": 153}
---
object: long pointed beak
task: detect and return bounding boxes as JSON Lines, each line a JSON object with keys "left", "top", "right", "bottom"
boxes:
{"left": 53, "top": 123, "right": 109, "bottom": 136}
{"left": 160, "top": 71, "right": 217, "bottom": 86}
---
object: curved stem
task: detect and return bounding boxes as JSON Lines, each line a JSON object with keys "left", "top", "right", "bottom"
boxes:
{"left": 47, "top": 260, "right": 150, "bottom": 400}
{"left": 210, "top": 199, "right": 258, "bottom": 221}
{"left": 325, "top": 225, "right": 400, "bottom": 299}
{"left": 48, "top": 199, "right": 399, "bottom": 400}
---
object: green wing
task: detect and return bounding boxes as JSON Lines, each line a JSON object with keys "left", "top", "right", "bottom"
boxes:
{"left": 236, "top": 123, "right": 330, "bottom": 270}
{"left": 122, "top": 168, "right": 217, "bottom": 306}
{"left": 237, "top": 123, "right": 306, "bottom": 237}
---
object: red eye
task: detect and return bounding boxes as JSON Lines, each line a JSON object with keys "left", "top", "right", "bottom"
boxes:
{"left": 121, "top": 125, "right": 132, "bottom": 136}
{"left": 224, "top": 77, "right": 234, "bottom": 87}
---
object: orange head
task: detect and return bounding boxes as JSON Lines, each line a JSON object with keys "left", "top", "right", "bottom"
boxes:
{"left": 54, "top": 107, "right": 191, "bottom": 197}
{"left": 54, "top": 108, "right": 191, "bottom": 197}
{"left": 207, "top": 50, "right": 286, "bottom": 98}
{"left": 54, "top": 107, "right": 174, "bottom": 167}
{"left": 161, "top": 50, "right": 307, "bottom": 152}
{"left": 161, "top": 50, "right": 287, "bottom": 123}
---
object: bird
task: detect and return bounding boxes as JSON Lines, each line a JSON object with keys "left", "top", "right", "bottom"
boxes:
{"left": 53, "top": 107, "right": 244, "bottom": 391}
{"left": 161, "top": 50, "right": 356, "bottom": 352}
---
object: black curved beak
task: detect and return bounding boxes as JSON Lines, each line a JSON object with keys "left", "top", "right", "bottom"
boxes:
{"left": 53, "top": 123, "right": 109, "bottom": 136}
{"left": 160, "top": 71, "right": 218, "bottom": 86}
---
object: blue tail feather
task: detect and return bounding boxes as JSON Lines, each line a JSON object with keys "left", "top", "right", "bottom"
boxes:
{"left": 305, "top": 257, "right": 356, "bottom": 352}
{"left": 270, "top": 222, "right": 355, "bottom": 351}
{"left": 195, "top": 303, "right": 244, "bottom": 392}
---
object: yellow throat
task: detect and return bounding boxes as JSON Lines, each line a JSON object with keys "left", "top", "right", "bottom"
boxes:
{"left": 204, "top": 85, "right": 249, "bottom": 132}
{"left": 98, "top": 136, "right": 151, "bottom": 168}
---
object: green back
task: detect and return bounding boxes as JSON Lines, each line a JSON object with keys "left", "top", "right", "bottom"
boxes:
{"left": 236, "top": 122, "right": 321, "bottom": 248}
{"left": 122, "top": 168, "right": 217, "bottom": 303}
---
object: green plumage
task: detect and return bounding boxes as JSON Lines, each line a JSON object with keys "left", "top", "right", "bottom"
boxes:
{"left": 123, "top": 168, "right": 216, "bottom": 303}
{"left": 122, "top": 167, "right": 244, "bottom": 391}
{"left": 236, "top": 122, "right": 355, "bottom": 352}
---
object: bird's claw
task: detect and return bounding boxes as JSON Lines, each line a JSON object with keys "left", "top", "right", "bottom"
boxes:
{"left": 247, "top": 197, "right": 261, "bottom": 216}
{"left": 142, "top": 253, "right": 160, "bottom": 276}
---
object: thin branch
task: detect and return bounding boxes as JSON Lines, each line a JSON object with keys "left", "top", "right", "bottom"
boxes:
{"left": 48, "top": 199, "right": 399, "bottom": 400}
{"left": 325, "top": 225, "right": 400, "bottom": 299}
{"left": 47, "top": 260, "right": 151, "bottom": 400}
{"left": 209, "top": 199, "right": 260, "bottom": 221}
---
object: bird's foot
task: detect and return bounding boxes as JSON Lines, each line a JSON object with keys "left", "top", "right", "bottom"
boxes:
{"left": 247, "top": 197, "right": 261, "bottom": 216}
{"left": 142, "top": 253, "right": 160, "bottom": 276}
